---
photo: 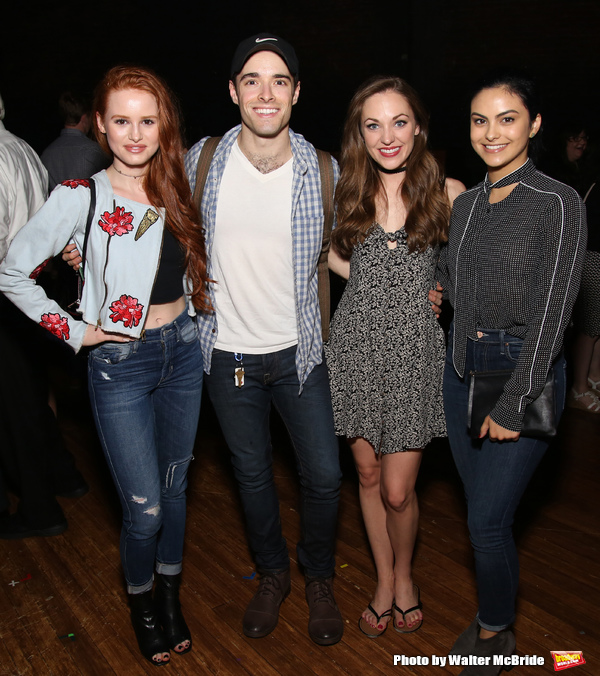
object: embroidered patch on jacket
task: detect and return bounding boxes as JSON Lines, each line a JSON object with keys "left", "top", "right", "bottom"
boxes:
{"left": 30, "top": 259, "right": 51, "bottom": 279}
{"left": 109, "top": 295, "right": 144, "bottom": 328}
{"left": 99, "top": 207, "right": 134, "bottom": 237}
{"left": 40, "top": 313, "right": 70, "bottom": 340}
{"left": 61, "top": 179, "right": 90, "bottom": 189}
{"left": 134, "top": 209, "right": 160, "bottom": 240}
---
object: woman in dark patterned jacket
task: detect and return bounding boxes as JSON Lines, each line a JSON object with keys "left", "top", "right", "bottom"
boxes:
{"left": 437, "top": 73, "right": 586, "bottom": 673}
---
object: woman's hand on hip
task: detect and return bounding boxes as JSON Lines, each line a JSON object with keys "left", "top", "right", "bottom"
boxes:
{"left": 480, "top": 415, "right": 520, "bottom": 442}
{"left": 83, "top": 324, "right": 133, "bottom": 347}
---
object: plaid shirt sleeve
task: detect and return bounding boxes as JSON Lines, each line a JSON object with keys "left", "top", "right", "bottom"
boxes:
{"left": 289, "top": 131, "right": 339, "bottom": 388}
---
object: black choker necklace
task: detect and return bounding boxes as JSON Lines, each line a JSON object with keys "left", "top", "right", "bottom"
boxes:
{"left": 376, "top": 164, "right": 407, "bottom": 175}
{"left": 113, "top": 165, "right": 145, "bottom": 179}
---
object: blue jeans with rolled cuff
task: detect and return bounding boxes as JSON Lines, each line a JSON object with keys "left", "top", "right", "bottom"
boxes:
{"left": 88, "top": 309, "right": 203, "bottom": 594}
{"left": 443, "top": 325, "right": 566, "bottom": 631}
{"left": 205, "top": 345, "right": 341, "bottom": 578}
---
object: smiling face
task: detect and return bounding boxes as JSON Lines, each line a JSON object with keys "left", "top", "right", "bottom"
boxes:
{"left": 96, "top": 88, "right": 160, "bottom": 175}
{"left": 229, "top": 51, "right": 300, "bottom": 141}
{"left": 361, "top": 90, "right": 420, "bottom": 170}
{"left": 470, "top": 86, "right": 541, "bottom": 181}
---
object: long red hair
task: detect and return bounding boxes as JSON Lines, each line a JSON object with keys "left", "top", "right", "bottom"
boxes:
{"left": 93, "top": 65, "right": 211, "bottom": 311}
{"left": 333, "top": 76, "right": 451, "bottom": 258}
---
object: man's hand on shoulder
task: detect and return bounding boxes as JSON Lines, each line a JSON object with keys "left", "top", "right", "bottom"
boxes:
{"left": 62, "top": 242, "right": 82, "bottom": 271}
{"left": 429, "top": 282, "right": 443, "bottom": 318}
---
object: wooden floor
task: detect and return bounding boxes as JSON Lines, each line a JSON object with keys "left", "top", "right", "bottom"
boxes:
{"left": 0, "top": 377, "right": 598, "bottom": 675}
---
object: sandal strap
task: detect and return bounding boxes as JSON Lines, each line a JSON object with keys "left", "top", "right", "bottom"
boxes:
{"left": 393, "top": 584, "right": 423, "bottom": 617}
{"left": 394, "top": 601, "right": 423, "bottom": 616}
{"left": 366, "top": 603, "right": 393, "bottom": 622}
{"left": 571, "top": 388, "right": 600, "bottom": 411}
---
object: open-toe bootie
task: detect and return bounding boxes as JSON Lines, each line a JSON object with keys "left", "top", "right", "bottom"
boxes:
{"left": 129, "top": 590, "right": 170, "bottom": 666}
{"left": 155, "top": 572, "right": 192, "bottom": 655}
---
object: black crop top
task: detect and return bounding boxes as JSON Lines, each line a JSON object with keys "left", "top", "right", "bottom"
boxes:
{"left": 150, "top": 228, "right": 186, "bottom": 305}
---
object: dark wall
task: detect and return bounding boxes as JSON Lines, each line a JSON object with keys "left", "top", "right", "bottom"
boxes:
{"left": 411, "top": 0, "right": 600, "bottom": 185}
{"left": 2, "top": 0, "right": 598, "bottom": 186}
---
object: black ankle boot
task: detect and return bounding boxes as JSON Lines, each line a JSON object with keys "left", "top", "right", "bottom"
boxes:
{"left": 129, "top": 590, "right": 170, "bottom": 666}
{"left": 155, "top": 572, "right": 192, "bottom": 654}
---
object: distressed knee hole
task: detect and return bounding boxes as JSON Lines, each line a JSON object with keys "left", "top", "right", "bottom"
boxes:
{"left": 143, "top": 504, "right": 161, "bottom": 517}
{"left": 131, "top": 495, "right": 147, "bottom": 504}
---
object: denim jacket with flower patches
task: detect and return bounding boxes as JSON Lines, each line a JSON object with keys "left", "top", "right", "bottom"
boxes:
{"left": 0, "top": 170, "right": 195, "bottom": 352}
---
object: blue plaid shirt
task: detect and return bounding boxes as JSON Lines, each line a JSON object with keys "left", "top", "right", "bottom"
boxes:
{"left": 184, "top": 125, "right": 339, "bottom": 388}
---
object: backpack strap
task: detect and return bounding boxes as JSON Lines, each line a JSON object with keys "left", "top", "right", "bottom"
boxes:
{"left": 191, "top": 139, "right": 335, "bottom": 343}
{"left": 77, "top": 177, "right": 96, "bottom": 297}
{"left": 192, "top": 136, "right": 222, "bottom": 211}
{"left": 316, "top": 149, "right": 335, "bottom": 342}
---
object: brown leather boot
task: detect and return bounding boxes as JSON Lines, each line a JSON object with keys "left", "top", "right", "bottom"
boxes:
{"left": 243, "top": 569, "right": 291, "bottom": 638}
{"left": 449, "top": 618, "right": 480, "bottom": 655}
{"left": 305, "top": 577, "right": 343, "bottom": 646}
{"left": 458, "top": 628, "right": 517, "bottom": 675}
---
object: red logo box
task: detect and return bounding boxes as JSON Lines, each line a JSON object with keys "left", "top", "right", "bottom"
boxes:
{"left": 551, "top": 651, "right": 586, "bottom": 671}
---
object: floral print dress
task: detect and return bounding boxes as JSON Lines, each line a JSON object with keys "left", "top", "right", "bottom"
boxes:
{"left": 325, "top": 225, "right": 446, "bottom": 454}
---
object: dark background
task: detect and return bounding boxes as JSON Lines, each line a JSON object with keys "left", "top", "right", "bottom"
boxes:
{"left": 2, "top": 0, "right": 599, "bottom": 187}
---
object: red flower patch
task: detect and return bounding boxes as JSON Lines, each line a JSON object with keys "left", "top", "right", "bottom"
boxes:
{"left": 109, "top": 295, "right": 144, "bottom": 328}
{"left": 29, "top": 258, "right": 51, "bottom": 279}
{"left": 61, "top": 179, "right": 90, "bottom": 189}
{"left": 40, "top": 313, "right": 70, "bottom": 340}
{"left": 99, "top": 207, "right": 134, "bottom": 237}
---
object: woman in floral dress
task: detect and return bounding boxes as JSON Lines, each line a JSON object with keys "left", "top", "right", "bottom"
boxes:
{"left": 0, "top": 66, "right": 210, "bottom": 666}
{"left": 327, "top": 76, "right": 464, "bottom": 637}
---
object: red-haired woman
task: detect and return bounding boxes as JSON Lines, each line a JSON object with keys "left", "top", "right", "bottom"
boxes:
{"left": 0, "top": 66, "right": 211, "bottom": 666}
{"left": 326, "top": 76, "right": 464, "bottom": 637}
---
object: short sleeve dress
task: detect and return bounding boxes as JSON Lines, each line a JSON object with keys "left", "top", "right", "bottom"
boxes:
{"left": 325, "top": 225, "right": 446, "bottom": 454}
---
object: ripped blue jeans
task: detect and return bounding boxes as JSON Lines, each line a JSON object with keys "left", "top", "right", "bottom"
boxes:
{"left": 88, "top": 310, "right": 203, "bottom": 593}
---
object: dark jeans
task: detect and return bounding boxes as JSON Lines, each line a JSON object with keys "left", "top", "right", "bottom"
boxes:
{"left": 443, "top": 325, "right": 566, "bottom": 631}
{"left": 205, "top": 346, "right": 341, "bottom": 578}
{"left": 88, "top": 310, "right": 203, "bottom": 593}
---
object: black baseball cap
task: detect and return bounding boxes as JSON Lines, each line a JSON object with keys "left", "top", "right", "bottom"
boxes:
{"left": 230, "top": 33, "right": 299, "bottom": 80}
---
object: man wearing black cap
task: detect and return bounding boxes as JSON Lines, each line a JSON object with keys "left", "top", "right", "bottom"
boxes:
{"left": 184, "top": 33, "right": 343, "bottom": 646}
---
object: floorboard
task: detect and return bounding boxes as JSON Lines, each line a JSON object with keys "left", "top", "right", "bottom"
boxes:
{"left": 0, "top": 378, "right": 598, "bottom": 675}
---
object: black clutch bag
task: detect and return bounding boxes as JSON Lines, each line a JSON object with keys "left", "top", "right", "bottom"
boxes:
{"left": 467, "top": 369, "right": 557, "bottom": 439}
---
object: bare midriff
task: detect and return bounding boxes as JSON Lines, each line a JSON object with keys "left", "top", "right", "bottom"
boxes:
{"left": 145, "top": 296, "right": 186, "bottom": 328}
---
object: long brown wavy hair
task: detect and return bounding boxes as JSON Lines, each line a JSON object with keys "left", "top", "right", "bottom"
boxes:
{"left": 333, "top": 76, "right": 451, "bottom": 258}
{"left": 93, "top": 65, "right": 211, "bottom": 311}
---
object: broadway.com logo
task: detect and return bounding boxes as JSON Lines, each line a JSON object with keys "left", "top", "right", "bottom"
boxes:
{"left": 551, "top": 651, "right": 586, "bottom": 671}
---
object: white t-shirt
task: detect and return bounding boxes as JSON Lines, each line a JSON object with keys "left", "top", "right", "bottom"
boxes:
{"left": 213, "top": 140, "right": 297, "bottom": 353}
